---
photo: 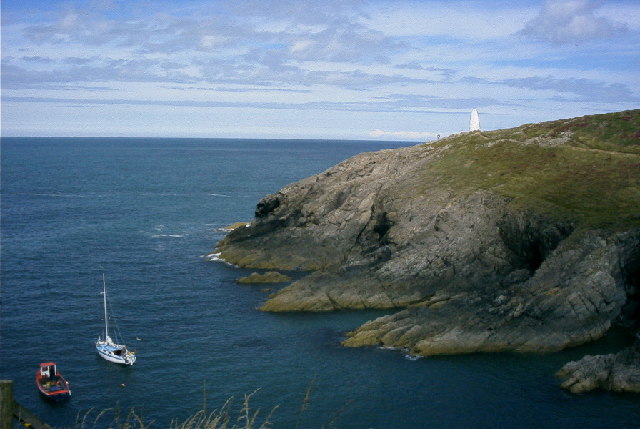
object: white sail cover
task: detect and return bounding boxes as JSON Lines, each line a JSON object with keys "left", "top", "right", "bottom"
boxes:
{"left": 470, "top": 108, "right": 480, "bottom": 131}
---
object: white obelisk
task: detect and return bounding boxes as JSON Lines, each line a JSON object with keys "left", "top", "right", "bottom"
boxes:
{"left": 469, "top": 108, "right": 480, "bottom": 131}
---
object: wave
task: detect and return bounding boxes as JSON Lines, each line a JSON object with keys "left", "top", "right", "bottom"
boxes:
{"left": 404, "top": 354, "right": 423, "bottom": 361}
{"left": 377, "top": 346, "right": 423, "bottom": 361}
{"left": 377, "top": 346, "right": 401, "bottom": 351}
{"left": 208, "top": 193, "right": 231, "bottom": 197}
{"left": 202, "top": 251, "right": 236, "bottom": 267}
{"left": 203, "top": 252, "right": 222, "bottom": 262}
{"left": 33, "top": 192, "right": 92, "bottom": 198}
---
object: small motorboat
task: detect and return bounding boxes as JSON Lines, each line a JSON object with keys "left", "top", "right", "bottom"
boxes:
{"left": 36, "top": 362, "right": 71, "bottom": 401}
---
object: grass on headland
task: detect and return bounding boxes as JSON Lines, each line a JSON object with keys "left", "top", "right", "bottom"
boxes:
{"left": 419, "top": 109, "right": 640, "bottom": 229}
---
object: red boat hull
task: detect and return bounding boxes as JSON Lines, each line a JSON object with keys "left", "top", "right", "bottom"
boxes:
{"left": 36, "top": 363, "right": 71, "bottom": 401}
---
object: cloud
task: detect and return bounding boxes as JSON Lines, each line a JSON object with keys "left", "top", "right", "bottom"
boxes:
{"left": 2, "top": 0, "right": 639, "bottom": 138}
{"left": 0, "top": 95, "right": 463, "bottom": 115}
{"left": 369, "top": 129, "right": 440, "bottom": 141}
{"left": 365, "top": 2, "right": 534, "bottom": 41}
{"left": 10, "top": 0, "right": 407, "bottom": 92}
{"left": 383, "top": 93, "right": 506, "bottom": 110}
{"left": 21, "top": 56, "right": 54, "bottom": 63}
{"left": 500, "top": 76, "right": 640, "bottom": 102}
{"left": 520, "top": 0, "right": 628, "bottom": 44}
{"left": 0, "top": 57, "right": 200, "bottom": 90}
{"left": 282, "top": 25, "right": 406, "bottom": 64}
{"left": 227, "top": 0, "right": 367, "bottom": 27}
{"left": 17, "top": 0, "right": 400, "bottom": 64}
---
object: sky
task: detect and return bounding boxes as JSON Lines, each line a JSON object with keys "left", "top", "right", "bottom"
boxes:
{"left": 1, "top": 0, "right": 639, "bottom": 141}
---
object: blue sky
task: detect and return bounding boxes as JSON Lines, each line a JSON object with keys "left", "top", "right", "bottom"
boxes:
{"left": 2, "top": 0, "right": 639, "bottom": 140}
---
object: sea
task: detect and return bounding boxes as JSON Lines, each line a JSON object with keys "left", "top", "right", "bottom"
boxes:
{"left": 1, "top": 137, "right": 639, "bottom": 429}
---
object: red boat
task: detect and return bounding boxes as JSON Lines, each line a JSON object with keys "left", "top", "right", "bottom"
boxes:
{"left": 36, "top": 362, "right": 71, "bottom": 401}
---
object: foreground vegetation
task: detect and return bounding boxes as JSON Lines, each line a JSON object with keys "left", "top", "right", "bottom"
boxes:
{"left": 72, "top": 393, "right": 276, "bottom": 429}
{"left": 69, "top": 382, "right": 334, "bottom": 429}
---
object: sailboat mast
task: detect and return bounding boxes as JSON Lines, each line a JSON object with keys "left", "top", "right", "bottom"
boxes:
{"left": 103, "top": 273, "right": 109, "bottom": 340}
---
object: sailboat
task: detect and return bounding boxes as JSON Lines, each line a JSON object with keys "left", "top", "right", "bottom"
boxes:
{"left": 95, "top": 274, "right": 137, "bottom": 366}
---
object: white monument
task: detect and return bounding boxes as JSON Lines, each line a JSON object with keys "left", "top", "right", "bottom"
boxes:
{"left": 469, "top": 108, "right": 480, "bottom": 131}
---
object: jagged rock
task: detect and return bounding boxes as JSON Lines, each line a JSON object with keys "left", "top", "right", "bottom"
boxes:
{"left": 236, "top": 271, "right": 292, "bottom": 284}
{"left": 223, "top": 222, "right": 250, "bottom": 231}
{"left": 343, "top": 230, "right": 636, "bottom": 355}
{"left": 214, "top": 110, "right": 640, "bottom": 381}
{"left": 557, "top": 342, "right": 640, "bottom": 393}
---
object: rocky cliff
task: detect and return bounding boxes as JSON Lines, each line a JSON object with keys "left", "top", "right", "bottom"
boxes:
{"left": 215, "top": 110, "right": 640, "bottom": 391}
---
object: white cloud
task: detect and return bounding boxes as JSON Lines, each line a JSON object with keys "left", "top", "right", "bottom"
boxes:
{"left": 599, "top": 3, "right": 640, "bottom": 31}
{"left": 520, "top": 0, "right": 628, "bottom": 44}
{"left": 369, "top": 129, "right": 440, "bottom": 141}
{"left": 499, "top": 75, "right": 640, "bottom": 102}
{"left": 364, "top": 2, "right": 534, "bottom": 40}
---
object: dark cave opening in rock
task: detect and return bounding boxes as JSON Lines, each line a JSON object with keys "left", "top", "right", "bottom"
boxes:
{"left": 498, "top": 215, "right": 574, "bottom": 277}
{"left": 524, "top": 239, "right": 544, "bottom": 272}
{"left": 373, "top": 212, "right": 393, "bottom": 244}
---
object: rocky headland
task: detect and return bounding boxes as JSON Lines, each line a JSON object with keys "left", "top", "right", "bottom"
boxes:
{"left": 215, "top": 110, "right": 640, "bottom": 392}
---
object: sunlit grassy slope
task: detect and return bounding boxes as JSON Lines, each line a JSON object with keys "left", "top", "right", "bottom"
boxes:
{"left": 420, "top": 109, "right": 640, "bottom": 228}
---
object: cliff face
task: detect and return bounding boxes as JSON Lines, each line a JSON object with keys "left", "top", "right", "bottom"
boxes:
{"left": 216, "top": 110, "right": 640, "bottom": 386}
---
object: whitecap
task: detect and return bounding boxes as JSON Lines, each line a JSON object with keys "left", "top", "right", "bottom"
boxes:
{"left": 208, "top": 193, "right": 231, "bottom": 197}
{"left": 404, "top": 354, "right": 423, "bottom": 361}
{"left": 203, "top": 252, "right": 222, "bottom": 262}
{"left": 202, "top": 252, "right": 237, "bottom": 267}
{"left": 35, "top": 192, "right": 88, "bottom": 198}
{"left": 216, "top": 223, "right": 250, "bottom": 232}
{"left": 376, "top": 346, "right": 422, "bottom": 361}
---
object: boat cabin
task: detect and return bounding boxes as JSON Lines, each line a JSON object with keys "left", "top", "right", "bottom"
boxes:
{"left": 39, "top": 362, "right": 58, "bottom": 379}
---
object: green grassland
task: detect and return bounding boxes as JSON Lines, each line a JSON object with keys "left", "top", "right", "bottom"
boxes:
{"left": 420, "top": 109, "right": 640, "bottom": 228}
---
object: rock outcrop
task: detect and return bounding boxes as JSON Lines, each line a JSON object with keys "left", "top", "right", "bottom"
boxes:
{"left": 236, "top": 271, "right": 292, "bottom": 284}
{"left": 214, "top": 110, "right": 640, "bottom": 391}
{"left": 557, "top": 340, "right": 640, "bottom": 393}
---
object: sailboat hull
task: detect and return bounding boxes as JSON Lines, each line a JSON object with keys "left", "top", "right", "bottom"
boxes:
{"left": 96, "top": 340, "right": 136, "bottom": 366}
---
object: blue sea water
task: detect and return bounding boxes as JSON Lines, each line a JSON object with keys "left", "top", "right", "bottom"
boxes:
{"left": 1, "top": 137, "right": 639, "bottom": 429}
